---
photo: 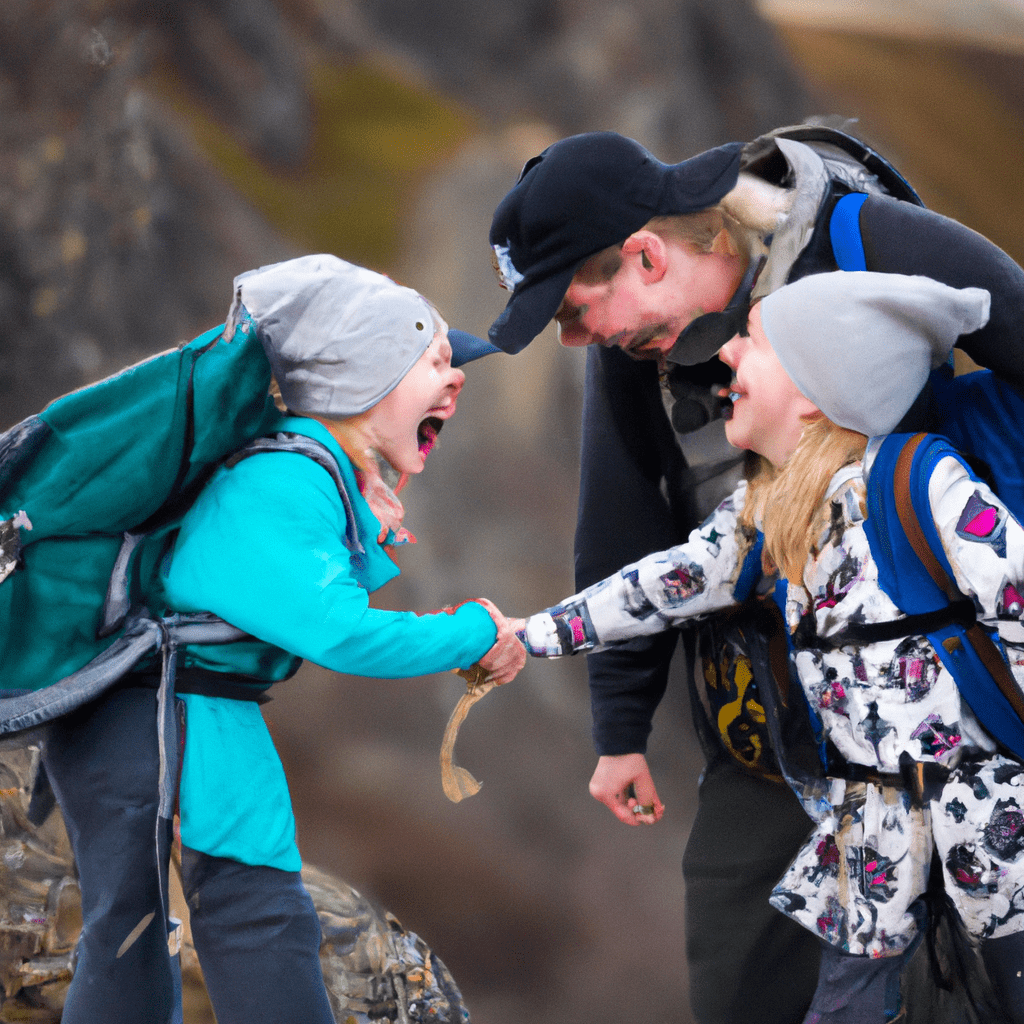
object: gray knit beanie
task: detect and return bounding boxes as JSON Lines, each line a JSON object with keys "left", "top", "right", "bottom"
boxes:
{"left": 225, "top": 254, "right": 438, "bottom": 418}
{"left": 758, "top": 271, "right": 991, "bottom": 436}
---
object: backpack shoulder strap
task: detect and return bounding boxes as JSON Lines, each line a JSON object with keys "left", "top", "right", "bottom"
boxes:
{"left": 890, "top": 433, "right": 963, "bottom": 601}
{"left": 869, "top": 432, "right": 1024, "bottom": 756}
{"left": 225, "top": 432, "right": 365, "bottom": 557}
{"left": 101, "top": 432, "right": 366, "bottom": 641}
{"left": 768, "top": 124, "right": 924, "bottom": 206}
{"left": 864, "top": 433, "right": 953, "bottom": 614}
{"left": 829, "top": 192, "right": 870, "bottom": 272}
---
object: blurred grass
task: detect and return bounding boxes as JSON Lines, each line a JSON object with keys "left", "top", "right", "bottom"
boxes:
{"left": 155, "top": 60, "right": 476, "bottom": 269}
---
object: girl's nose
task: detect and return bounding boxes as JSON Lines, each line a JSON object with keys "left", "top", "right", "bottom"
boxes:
{"left": 718, "top": 334, "right": 743, "bottom": 367}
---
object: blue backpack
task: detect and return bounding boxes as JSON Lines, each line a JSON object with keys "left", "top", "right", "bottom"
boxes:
{"left": 827, "top": 186, "right": 1024, "bottom": 760}
{"left": 737, "top": 400, "right": 1024, "bottom": 790}
{"left": 744, "top": 372, "right": 1024, "bottom": 769}
{"left": 864, "top": 419, "right": 1024, "bottom": 761}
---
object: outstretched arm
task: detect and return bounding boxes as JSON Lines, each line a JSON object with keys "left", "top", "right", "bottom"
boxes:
{"left": 521, "top": 483, "right": 751, "bottom": 658}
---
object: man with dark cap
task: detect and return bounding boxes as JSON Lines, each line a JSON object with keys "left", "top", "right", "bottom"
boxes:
{"left": 487, "top": 126, "right": 1024, "bottom": 1023}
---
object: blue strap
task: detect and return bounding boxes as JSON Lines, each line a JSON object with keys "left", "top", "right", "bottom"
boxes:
{"left": 732, "top": 532, "right": 764, "bottom": 604}
{"left": 829, "top": 192, "right": 870, "bottom": 272}
{"left": 864, "top": 434, "right": 952, "bottom": 616}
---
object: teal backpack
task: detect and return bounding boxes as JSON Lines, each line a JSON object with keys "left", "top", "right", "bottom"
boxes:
{"left": 0, "top": 318, "right": 282, "bottom": 719}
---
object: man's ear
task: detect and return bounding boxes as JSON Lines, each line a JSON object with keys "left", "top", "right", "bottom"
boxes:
{"left": 621, "top": 230, "right": 668, "bottom": 281}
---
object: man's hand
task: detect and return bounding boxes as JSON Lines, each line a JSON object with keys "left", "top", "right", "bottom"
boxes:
{"left": 474, "top": 598, "right": 526, "bottom": 685}
{"left": 589, "top": 753, "right": 664, "bottom": 826}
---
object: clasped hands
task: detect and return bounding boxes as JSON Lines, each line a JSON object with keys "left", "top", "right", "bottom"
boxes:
{"left": 470, "top": 598, "right": 526, "bottom": 686}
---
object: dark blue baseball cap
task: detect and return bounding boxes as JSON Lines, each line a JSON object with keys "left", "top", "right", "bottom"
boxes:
{"left": 488, "top": 131, "right": 744, "bottom": 354}
{"left": 448, "top": 328, "right": 501, "bottom": 366}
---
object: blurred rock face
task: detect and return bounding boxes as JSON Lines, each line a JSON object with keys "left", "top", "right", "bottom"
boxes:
{"left": 0, "top": 0, "right": 809, "bottom": 424}
{"left": 364, "top": 0, "right": 809, "bottom": 152}
{"left": 0, "top": 1, "right": 297, "bottom": 424}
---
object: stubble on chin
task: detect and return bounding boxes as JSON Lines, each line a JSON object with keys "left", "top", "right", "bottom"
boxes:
{"left": 619, "top": 328, "right": 672, "bottom": 368}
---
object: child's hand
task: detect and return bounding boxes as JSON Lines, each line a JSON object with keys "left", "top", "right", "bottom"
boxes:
{"left": 474, "top": 598, "right": 526, "bottom": 685}
{"left": 354, "top": 461, "right": 415, "bottom": 544}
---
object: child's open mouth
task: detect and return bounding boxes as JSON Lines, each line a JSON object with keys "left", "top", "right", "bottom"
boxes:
{"left": 417, "top": 416, "right": 444, "bottom": 458}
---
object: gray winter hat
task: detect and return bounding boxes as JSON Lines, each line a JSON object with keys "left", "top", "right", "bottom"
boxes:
{"left": 225, "top": 254, "right": 438, "bottom": 418}
{"left": 758, "top": 271, "right": 991, "bottom": 436}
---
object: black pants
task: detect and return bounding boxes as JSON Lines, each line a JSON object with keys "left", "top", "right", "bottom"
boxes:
{"left": 43, "top": 685, "right": 334, "bottom": 1024}
{"left": 683, "top": 756, "right": 821, "bottom": 1024}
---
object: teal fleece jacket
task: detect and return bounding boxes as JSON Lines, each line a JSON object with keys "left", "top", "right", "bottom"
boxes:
{"left": 160, "top": 414, "right": 496, "bottom": 869}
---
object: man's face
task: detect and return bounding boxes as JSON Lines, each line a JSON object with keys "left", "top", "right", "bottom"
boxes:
{"left": 553, "top": 241, "right": 743, "bottom": 370}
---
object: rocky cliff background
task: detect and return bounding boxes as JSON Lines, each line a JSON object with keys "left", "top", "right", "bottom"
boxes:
{"left": 2, "top": 2, "right": 1023, "bottom": 1022}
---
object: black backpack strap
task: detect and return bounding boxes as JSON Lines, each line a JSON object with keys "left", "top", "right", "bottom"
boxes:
{"left": 768, "top": 124, "right": 924, "bottom": 206}
{"left": 792, "top": 598, "right": 979, "bottom": 651}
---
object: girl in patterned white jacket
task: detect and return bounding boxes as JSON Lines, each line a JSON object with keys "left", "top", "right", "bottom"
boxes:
{"left": 518, "top": 271, "right": 1024, "bottom": 1024}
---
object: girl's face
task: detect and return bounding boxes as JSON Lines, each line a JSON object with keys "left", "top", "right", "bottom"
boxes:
{"left": 718, "top": 302, "right": 819, "bottom": 467}
{"left": 364, "top": 324, "right": 466, "bottom": 477}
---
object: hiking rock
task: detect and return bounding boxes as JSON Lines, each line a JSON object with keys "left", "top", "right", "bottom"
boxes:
{"left": 0, "top": 737, "right": 469, "bottom": 1023}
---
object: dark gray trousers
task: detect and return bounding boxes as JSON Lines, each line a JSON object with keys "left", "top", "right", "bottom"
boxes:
{"left": 683, "top": 756, "right": 822, "bottom": 1024}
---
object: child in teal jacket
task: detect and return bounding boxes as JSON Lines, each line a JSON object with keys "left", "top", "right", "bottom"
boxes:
{"left": 43, "top": 255, "right": 523, "bottom": 1024}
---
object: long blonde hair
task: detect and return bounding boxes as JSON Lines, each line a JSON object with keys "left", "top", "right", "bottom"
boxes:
{"left": 741, "top": 417, "right": 868, "bottom": 585}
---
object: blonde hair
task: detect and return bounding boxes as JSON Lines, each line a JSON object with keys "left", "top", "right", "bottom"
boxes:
{"left": 646, "top": 208, "right": 729, "bottom": 255}
{"left": 572, "top": 207, "right": 742, "bottom": 286}
{"left": 742, "top": 417, "right": 868, "bottom": 585}
{"left": 570, "top": 174, "right": 793, "bottom": 288}
{"left": 718, "top": 171, "right": 794, "bottom": 240}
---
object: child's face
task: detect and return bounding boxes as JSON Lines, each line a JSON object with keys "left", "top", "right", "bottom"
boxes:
{"left": 364, "top": 325, "right": 466, "bottom": 477}
{"left": 718, "top": 302, "right": 819, "bottom": 467}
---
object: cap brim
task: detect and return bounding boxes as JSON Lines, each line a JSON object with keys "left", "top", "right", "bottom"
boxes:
{"left": 666, "top": 319, "right": 733, "bottom": 367}
{"left": 487, "top": 140, "right": 745, "bottom": 356}
{"left": 449, "top": 329, "right": 503, "bottom": 366}
{"left": 487, "top": 264, "right": 578, "bottom": 354}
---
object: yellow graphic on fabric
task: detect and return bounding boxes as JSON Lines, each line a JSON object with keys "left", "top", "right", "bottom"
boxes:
{"left": 701, "top": 633, "right": 783, "bottom": 781}
{"left": 718, "top": 657, "right": 763, "bottom": 767}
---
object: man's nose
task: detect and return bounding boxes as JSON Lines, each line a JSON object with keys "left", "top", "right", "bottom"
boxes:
{"left": 556, "top": 322, "right": 597, "bottom": 348}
